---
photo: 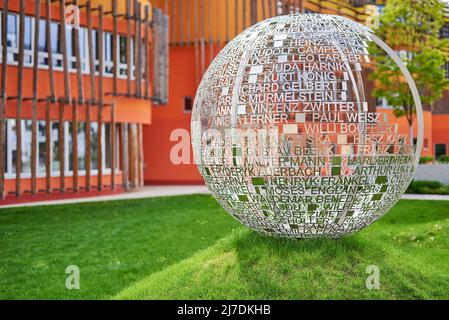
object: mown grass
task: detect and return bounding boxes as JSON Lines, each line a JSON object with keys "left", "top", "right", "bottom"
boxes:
{"left": 115, "top": 200, "right": 449, "bottom": 300}
{"left": 1, "top": 196, "right": 448, "bottom": 300}
{"left": 0, "top": 194, "right": 239, "bottom": 299}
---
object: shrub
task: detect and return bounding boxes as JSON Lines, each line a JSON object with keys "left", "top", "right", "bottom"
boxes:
{"left": 419, "top": 156, "right": 434, "bottom": 164}
{"left": 406, "top": 180, "right": 449, "bottom": 195}
{"left": 437, "top": 155, "right": 449, "bottom": 164}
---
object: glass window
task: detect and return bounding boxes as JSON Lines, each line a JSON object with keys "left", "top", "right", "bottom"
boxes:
{"left": 2, "top": 121, "right": 7, "bottom": 175}
{"left": 68, "top": 122, "right": 86, "bottom": 172}
{"left": 435, "top": 144, "right": 447, "bottom": 160}
{"left": 92, "top": 30, "right": 100, "bottom": 72}
{"left": 90, "top": 123, "right": 98, "bottom": 170}
{"left": 50, "top": 22, "right": 60, "bottom": 53}
{"left": 184, "top": 96, "right": 193, "bottom": 112}
{"left": 443, "top": 62, "right": 449, "bottom": 79}
{"left": 38, "top": 121, "right": 46, "bottom": 173}
{"left": 51, "top": 122, "right": 60, "bottom": 173}
{"left": 119, "top": 35, "right": 127, "bottom": 64}
{"left": 6, "top": 14, "right": 17, "bottom": 49}
{"left": 104, "top": 32, "right": 113, "bottom": 74}
{"left": 79, "top": 27, "right": 88, "bottom": 71}
{"left": 24, "top": 16, "right": 32, "bottom": 51}
{"left": 11, "top": 120, "right": 32, "bottom": 174}
{"left": 105, "top": 124, "right": 111, "bottom": 169}
{"left": 38, "top": 19, "right": 46, "bottom": 52}
{"left": 440, "top": 23, "right": 449, "bottom": 39}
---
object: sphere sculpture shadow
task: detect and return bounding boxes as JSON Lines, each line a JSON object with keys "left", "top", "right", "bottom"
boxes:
{"left": 191, "top": 14, "right": 423, "bottom": 238}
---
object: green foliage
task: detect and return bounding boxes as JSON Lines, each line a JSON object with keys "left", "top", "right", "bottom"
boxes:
{"left": 406, "top": 180, "right": 449, "bottom": 195}
{"left": 438, "top": 155, "right": 449, "bottom": 163}
{"left": 370, "top": 0, "right": 449, "bottom": 125}
{"left": 419, "top": 156, "right": 435, "bottom": 164}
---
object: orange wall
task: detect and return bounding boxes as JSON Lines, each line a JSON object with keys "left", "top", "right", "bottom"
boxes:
{"left": 378, "top": 108, "right": 434, "bottom": 157}
{"left": 432, "top": 114, "right": 449, "bottom": 157}
{"left": 0, "top": 0, "right": 153, "bottom": 197}
{"left": 143, "top": 45, "right": 221, "bottom": 184}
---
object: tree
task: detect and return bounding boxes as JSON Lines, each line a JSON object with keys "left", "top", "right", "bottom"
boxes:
{"left": 370, "top": 0, "right": 449, "bottom": 144}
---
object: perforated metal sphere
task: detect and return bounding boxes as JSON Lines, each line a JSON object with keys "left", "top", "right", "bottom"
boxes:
{"left": 191, "top": 14, "right": 422, "bottom": 238}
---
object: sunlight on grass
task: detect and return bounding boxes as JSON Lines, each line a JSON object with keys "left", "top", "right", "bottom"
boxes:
{"left": 1, "top": 197, "right": 448, "bottom": 299}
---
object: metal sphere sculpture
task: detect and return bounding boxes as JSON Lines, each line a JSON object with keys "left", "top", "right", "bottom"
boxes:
{"left": 191, "top": 14, "right": 423, "bottom": 238}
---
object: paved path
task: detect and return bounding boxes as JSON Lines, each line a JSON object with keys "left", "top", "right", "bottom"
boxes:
{"left": 401, "top": 194, "right": 449, "bottom": 201}
{"left": 0, "top": 186, "right": 210, "bottom": 209}
{"left": 1, "top": 186, "right": 448, "bottom": 209}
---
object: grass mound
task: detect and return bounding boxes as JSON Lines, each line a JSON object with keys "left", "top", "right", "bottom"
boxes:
{"left": 115, "top": 200, "right": 449, "bottom": 300}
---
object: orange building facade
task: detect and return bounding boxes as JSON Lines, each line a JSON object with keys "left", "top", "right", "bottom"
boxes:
{"left": 0, "top": 0, "right": 169, "bottom": 203}
{"left": 1, "top": 0, "right": 449, "bottom": 204}
{"left": 143, "top": 0, "right": 449, "bottom": 185}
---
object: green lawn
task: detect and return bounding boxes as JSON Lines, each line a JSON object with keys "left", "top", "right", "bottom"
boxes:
{"left": 1, "top": 196, "right": 449, "bottom": 299}
{"left": 0, "top": 195, "right": 239, "bottom": 299}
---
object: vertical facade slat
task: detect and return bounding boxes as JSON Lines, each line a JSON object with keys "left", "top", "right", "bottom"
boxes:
{"left": 121, "top": 123, "right": 129, "bottom": 191}
{"left": 0, "top": 1, "right": 8, "bottom": 199}
{"left": 134, "top": 0, "right": 141, "bottom": 98}
{"left": 45, "top": 97, "right": 51, "bottom": 193}
{"left": 16, "top": 0, "right": 26, "bottom": 196}
{"left": 59, "top": 99, "right": 65, "bottom": 192}
{"left": 85, "top": 101, "right": 91, "bottom": 191}
{"left": 112, "top": 0, "right": 118, "bottom": 96}
{"left": 143, "top": 5, "right": 150, "bottom": 99}
{"left": 59, "top": 0, "right": 71, "bottom": 103}
{"left": 194, "top": 0, "right": 199, "bottom": 85}
{"left": 235, "top": 0, "right": 239, "bottom": 37}
{"left": 136, "top": 124, "right": 141, "bottom": 187}
{"left": 97, "top": 5, "right": 104, "bottom": 191}
{"left": 45, "top": 97, "right": 52, "bottom": 194}
{"left": 73, "top": 0, "right": 84, "bottom": 104}
{"left": 208, "top": 0, "right": 213, "bottom": 62}
{"left": 225, "top": 0, "right": 229, "bottom": 43}
{"left": 72, "top": 98, "right": 78, "bottom": 192}
{"left": 200, "top": 0, "right": 205, "bottom": 77}
{"left": 126, "top": 0, "right": 132, "bottom": 96}
{"left": 138, "top": 123, "right": 144, "bottom": 187}
{"left": 86, "top": 1, "right": 96, "bottom": 104}
{"left": 31, "top": 0, "right": 41, "bottom": 195}
{"left": 179, "top": 0, "right": 183, "bottom": 45}
{"left": 111, "top": 102, "right": 116, "bottom": 190}
{"left": 171, "top": 0, "right": 175, "bottom": 44}
{"left": 45, "top": 0, "right": 56, "bottom": 101}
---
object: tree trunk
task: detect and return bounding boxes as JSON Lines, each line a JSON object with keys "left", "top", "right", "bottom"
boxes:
{"left": 409, "top": 120, "right": 414, "bottom": 146}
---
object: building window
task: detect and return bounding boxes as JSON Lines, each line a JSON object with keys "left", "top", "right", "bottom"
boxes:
{"left": 38, "top": 121, "right": 46, "bottom": 173}
{"left": 4, "top": 119, "right": 118, "bottom": 179}
{"left": 184, "top": 96, "right": 193, "bottom": 112}
{"left": 8, "top": 120, "right": 32, "bottom": 175}
{"left": 24, "top": 16, "right": 33, "bottom": 65}
{"left": 443, "top": 62, "right": 449, "bottom": 79}
{"left": 6, "top": 13, "right": 18, "bottom": 64}
{"left": 440, "top": 23, "right": 449, "bottom": 39}
{"left": 376, "top": 97, "right": 392, "bottom": 109}
{"left": 435, "top": 144, "right": 447, "bottom": 160}
{"left": 118, "top": 35, "right": 127, "bottom": 76}
{"left": 68, "top": 122, "right": 87, "bottom": 172}
{"left": 90, "top": 123, "right": 99, "bottom": 170}
{"left": 37, "top": 19, "right": 47, "bottom": 66}
{"left": 1, "top": 13, "right": 135, "bottom": 79}
{"left": 104, "top": 32, "right": 114, "bottom": 75}
{"left": 51, "top": 122, "right": 60, "bottom": 173}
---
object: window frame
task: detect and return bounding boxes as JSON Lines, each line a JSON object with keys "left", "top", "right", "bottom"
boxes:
{"left": 4, "top": 119, "right": 120, "bottom": 180}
